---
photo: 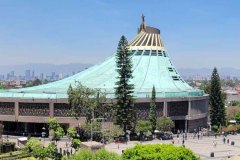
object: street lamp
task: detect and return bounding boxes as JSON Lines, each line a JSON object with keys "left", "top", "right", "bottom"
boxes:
{"left": 42, "top": 127, "right": 46, "bottom": 146}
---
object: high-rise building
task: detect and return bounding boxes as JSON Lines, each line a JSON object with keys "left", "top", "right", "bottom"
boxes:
{"left": 40, "top": 73, "right": 44, "bottom": 81}
{"left": 25, "top": 70, "right": 31, "bottom": 80}
{"left": 32, "top": 71, "right": 35, "bottom": 79}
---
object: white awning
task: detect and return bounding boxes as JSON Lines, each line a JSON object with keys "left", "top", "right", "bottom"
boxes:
{"left": 18, "top": 137, "right": 27, "bottom": 141}
{"left": 229, "top": 120, "right": 236, "bottom": 123}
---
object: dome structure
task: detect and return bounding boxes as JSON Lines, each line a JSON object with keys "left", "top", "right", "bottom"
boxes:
{"left": 0, "top": 16, "right": 204, "bottom": 99}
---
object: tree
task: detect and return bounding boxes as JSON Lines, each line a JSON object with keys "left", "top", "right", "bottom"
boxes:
{"left": 102, "top": 125, "right": 124, "bottom": 140}
{"left": 156, "top": 116, "right": 174, "bottom": 132}
{"left": 67, "top": 127, "right": 77, "bottom": 139}
{"left": 235, "top": 112, "right": 240, "bottom": 124}
{"left": 209, "top": 67, "right": 226, "bottom": 126}
{"left": 48, "top": 118, "right": 59, "bottom": 131}
{"left": 199, "top": 80, "right": 211, "bottom": 94}
{"left": 67, "top": 127, "right": 81, "bottom": 151}
{"left": 0, "top": 124, "right": 4, "bottom": 139}
{"left": 114, "top": 35, "right": 135, "bottom": 135}
{"left": 135, "top": 120, "right": 152, "bottom": 137}
{"left": 68, "top": 82, "right": 108, "bottom": 122}
{"left": 24, "top": 138, "right": 61, "bottom": 160}
{"left": 53, "top": 126, "right": 64, "bottom": 142}
{"left": 149, "top": 86, "right": 157, "bottom": 134}
{"left": 24, "top": 138, "right": 48, "bottom": 160}
{"left": 47, "top": 118, "right": 64, "bottom": 142}
{"left": 47, "top": 143, "right": 62, "bottom": 160}
{"left": 71, "top": 138, "right": 81, "bottom": 150}
{"left": 82, "top": 121, "right": 102, "bottom": 141}
{"left": 32, "top": 78, "right": 42, "bottom": 86}
{"left": 0, "top": 83, "right": 6, "bottom": 89}
{"left": 24, "top": 78, "right": 42, "bottom": 88}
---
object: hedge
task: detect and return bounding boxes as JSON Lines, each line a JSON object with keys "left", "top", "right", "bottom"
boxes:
{"left": 122, "top": 144, "right": 200, "bottom": 160}
{"left": 70, "top": 149, "right": 121, "bottom": 160}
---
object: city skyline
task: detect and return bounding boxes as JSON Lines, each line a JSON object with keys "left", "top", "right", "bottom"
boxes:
{"left": 0, "top": 0, "right": 240, "bottom": 68}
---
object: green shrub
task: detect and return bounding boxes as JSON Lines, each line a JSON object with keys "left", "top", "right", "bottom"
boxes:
{"left": 70, "top": 149, "right": 93, "bottom": 160}
{"left": 24, "top": 138, "right": 61, "bottom": 160}
{"left": 93, "top": 149, "right": 121, "bottom": 160}
{"left": 135, "top": 120, "right": 152, "bottom": 135}
{"left": 237, "top": 124, "right": 240, "bottom": 133}
{"left": 70, "top": 149, "right": 120, "bottom": 160}
{"left": 232, "top": 101, "right": 240, "bottom": 106}
{"left": 71, "top": 139, "right": 81, "bottom": 150}
{"left": 212, "top": 125, "right": 219, "bottom": 133}
{"left": 156, "top": 116, "right": 174, "bottom": 132}
{"left": 0, "top": 142, "right": 15, "bottom": 153}
{"left": 122, "top": 144, "right": 199, "bottom": 160}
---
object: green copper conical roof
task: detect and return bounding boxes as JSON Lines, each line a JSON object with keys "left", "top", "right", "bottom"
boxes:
{"left": 0, "top": 17, "right": 204, "bottom": 99}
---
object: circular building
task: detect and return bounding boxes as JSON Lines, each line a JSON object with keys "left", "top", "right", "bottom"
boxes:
{"left": 0, "top": 17, "right": 208, "bottom": 135}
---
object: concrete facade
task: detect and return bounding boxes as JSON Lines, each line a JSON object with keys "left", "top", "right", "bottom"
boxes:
{"left": 0, "top": 95, "right": 208, "bottom": 134}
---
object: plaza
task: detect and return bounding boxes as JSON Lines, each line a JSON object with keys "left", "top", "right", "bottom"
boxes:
{"left": 105, "top": 134, "right": 240, "bottom": 160}
{"left": 2, "top": 134, "right": 240, "bottom": 160}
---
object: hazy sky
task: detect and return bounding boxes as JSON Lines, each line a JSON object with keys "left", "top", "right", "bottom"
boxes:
{"left": 0, "top": 0, "right": 240, "bottom": 68}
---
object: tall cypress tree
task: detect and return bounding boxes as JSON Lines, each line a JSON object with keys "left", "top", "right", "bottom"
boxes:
{"left": 115, "top": 35, "right": 135, "bottom": 135}
{"left": 209, "top": 67, "right": 226, "bottom": 126}
{"left": 149, "top": 85, "right": 157, "bottom": 134}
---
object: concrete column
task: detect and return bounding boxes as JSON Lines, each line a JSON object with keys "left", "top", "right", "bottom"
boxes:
{"left": 49, "top": 102, "right": 54, "bottom": 118}
{"left": 188, "top": 100, "right": 191, "bottom": 119}
{"left": 163, "top": 101, "right": 167, "bottom": 116}
{"left": 185, "top": 119, "right": 188, "bottom": 133}
{"left": 187, "top": 100, "right": 191, "bottom": 133}
{"left": 24, "top": 123, "right": 28, "bottom": 133}
{"left": 15, "top": 102, "right": 19, "bottom": 121}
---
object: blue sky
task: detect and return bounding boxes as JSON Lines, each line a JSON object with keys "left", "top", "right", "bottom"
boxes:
{"left": 0, "top": 0, "right": 240, "bottom": 68}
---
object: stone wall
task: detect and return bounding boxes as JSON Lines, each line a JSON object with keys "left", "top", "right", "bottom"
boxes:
{"left": 136, "top": 102, "right": 163, "bottom": 119}
{"left": 188, "top": 117, "right": 208, "bottom": 132}
{"left": 0, "top": 102, "right": 14, "bottom": 115}
{"left": 167, "top": 101, "right": 188, "bottom": 116}
{"left": 191, "top": 99, "right": 208, "bottom": 116}
{"left": 19, "top": 103, "right": 49, "bottom": 116}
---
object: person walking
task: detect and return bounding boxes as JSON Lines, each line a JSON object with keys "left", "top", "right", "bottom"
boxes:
{"left": 182, "top": 139, "right": 185, "bottom": 145}
{"left": 213, "top": 140, "right": 217, "bottom": 148}
{"left": 223, "top": 137, "right": 226, "bottom": 144}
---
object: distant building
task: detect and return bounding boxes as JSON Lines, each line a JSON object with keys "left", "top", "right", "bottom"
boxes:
{"left": 40, "top": 73, "right": 44, "bottom": 81}
{"left": 235, "top": 85, "right": 240, "bottom": 93}
{"left": 25, "top": 70, "right": 31, "bottom": 80}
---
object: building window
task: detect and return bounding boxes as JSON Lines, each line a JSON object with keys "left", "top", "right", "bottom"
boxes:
{"left": 143, "top": 50, "right": 150, "bottom": 55}
{"left": 135, "top": 50, "right": 143, "bottom": 56}
{"left": 168, "top": 67, "right": 174, "bottom": 72}
{"left": 151, "top": 51, "right": 157, "bottom": 56}
{"left": 172, "top": 76, "right": 179, "bottom": 81}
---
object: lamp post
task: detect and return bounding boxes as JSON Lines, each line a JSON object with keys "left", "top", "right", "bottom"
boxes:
{"left": 42, "top": 127, "right": 46, "bottom": 146}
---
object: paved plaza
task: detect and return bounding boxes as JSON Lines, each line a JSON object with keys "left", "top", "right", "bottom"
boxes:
{"left": 105, "top": 134, "right": 240, "bottom": 160}
{"left": 4, "top": 134, "right": 240, "bottom": 159}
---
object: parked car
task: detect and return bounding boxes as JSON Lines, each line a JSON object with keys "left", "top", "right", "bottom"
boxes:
{"left": 156, "top": 132, "right": 173, "bottom": 140}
